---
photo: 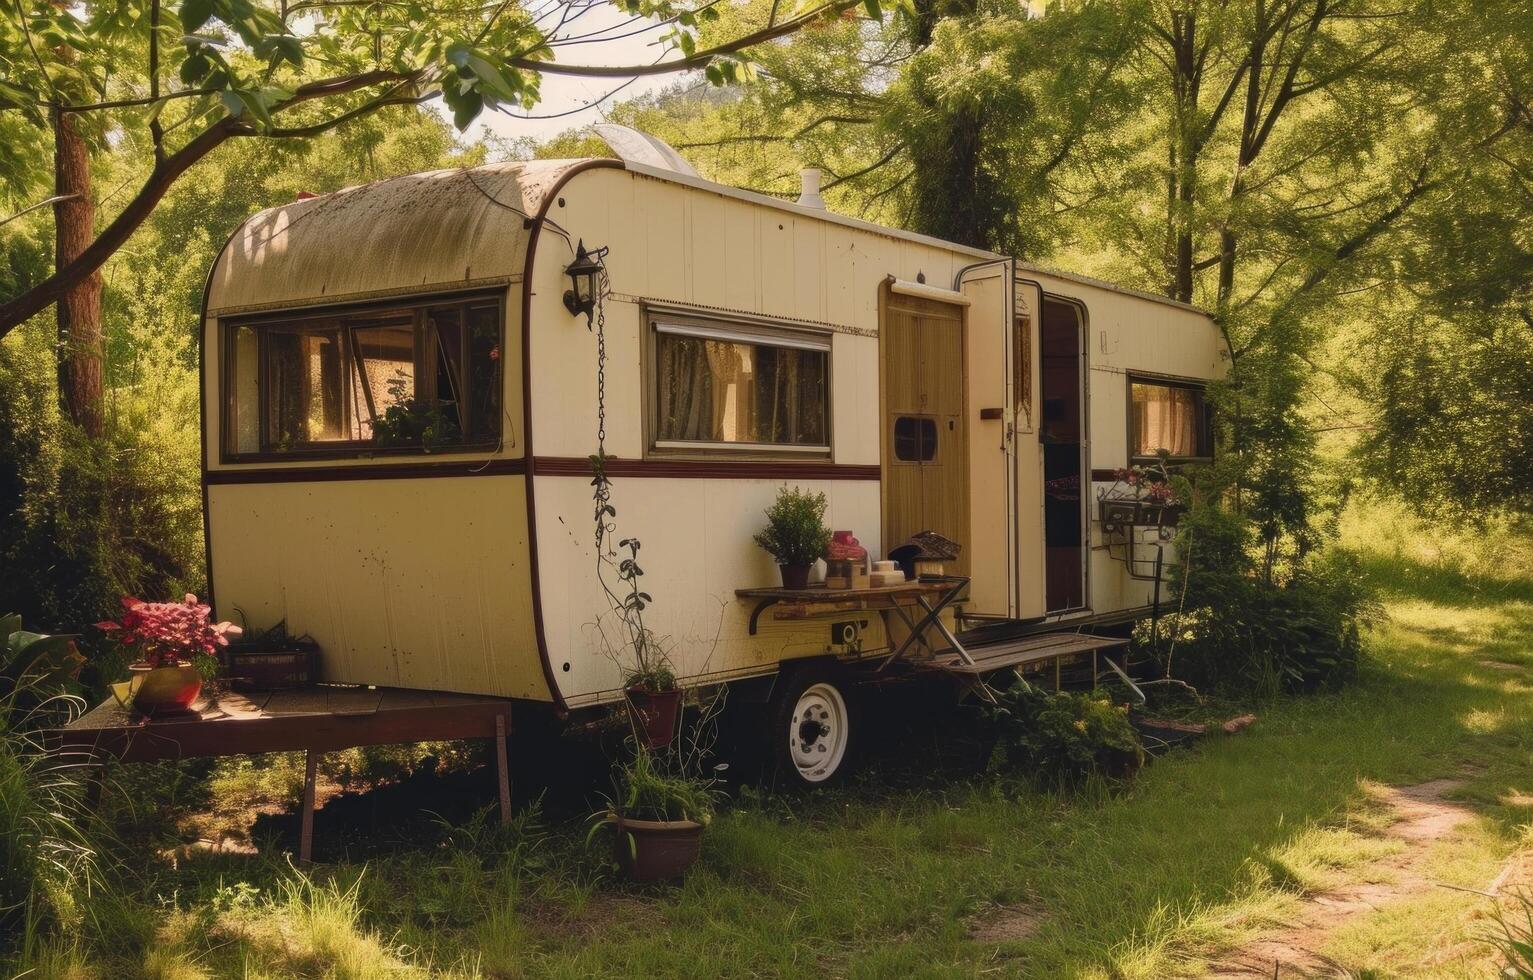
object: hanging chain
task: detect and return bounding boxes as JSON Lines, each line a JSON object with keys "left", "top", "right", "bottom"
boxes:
{"left": 596, "top": 265, "right": 608, "bottom": 459}
{"left": 592, "top": 264, "right": 612, "bottom": 554}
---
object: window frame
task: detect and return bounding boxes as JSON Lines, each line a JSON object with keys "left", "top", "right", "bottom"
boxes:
{"left": 220, "top": 290, "right": 506, "bottom": 463}
{"left": 642, "top": 306, "right": 834, "bottom": 460}
{"left": 1125, "top": 371, "right": 1214, "bottom": 465}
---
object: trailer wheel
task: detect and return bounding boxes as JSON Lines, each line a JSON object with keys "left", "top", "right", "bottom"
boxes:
{"left": 770, "top": 664, "right": 856, "bottom": 787}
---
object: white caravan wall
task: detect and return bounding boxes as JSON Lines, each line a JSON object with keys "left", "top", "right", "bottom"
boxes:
{"left": 528, "top": 167, "right": 997, "bottom": 706}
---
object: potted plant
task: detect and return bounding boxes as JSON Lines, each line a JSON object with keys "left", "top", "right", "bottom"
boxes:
{"left": 594, "top": 748, "right": 719, "bottom": 882}
{"left": 589, "top": 452, "right": 683, "bottom": 748}
{"left": 370, "top": 376, "right": 460, "bottom": 451}
{"left": 96, "top": 594, "right": 241, "bottom": 717}
{"left": 624, "top": 661, "right": 681, "bottom": 750}
{"left": 753, "top": 486, "right": 832, "bottom": 589}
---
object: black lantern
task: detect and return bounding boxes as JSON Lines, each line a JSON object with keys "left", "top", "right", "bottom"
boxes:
{"left": 562, "top": 240, "right": 605, "bottom": 327}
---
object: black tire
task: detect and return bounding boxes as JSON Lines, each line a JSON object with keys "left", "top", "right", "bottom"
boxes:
{"left": 768, "top": 662, "right": 859, "bottom": 788}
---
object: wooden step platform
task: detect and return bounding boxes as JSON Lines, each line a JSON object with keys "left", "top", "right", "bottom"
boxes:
{"left": 928, "top": 632, "right": 1129, "bottom": 676}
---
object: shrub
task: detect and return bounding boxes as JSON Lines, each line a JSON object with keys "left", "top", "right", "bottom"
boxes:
{"left": 1159, "top": 500, "right": 1381, "bottom": 697}
{"left": 0, "top": 323, "right": 203, "bottom": 636}
{"left": 982, "top": 684, "right": 1144, "bottom": 788}
{"left": 752, "top": 486, "right": 832, "bottom": 568}
{"left": 0, "top": 615, "right": 93, "bottom": 953}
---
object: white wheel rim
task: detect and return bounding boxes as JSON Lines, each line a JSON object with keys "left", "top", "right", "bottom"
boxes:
{"left": 788, "top": 682, "right": 848, "bottom": 783}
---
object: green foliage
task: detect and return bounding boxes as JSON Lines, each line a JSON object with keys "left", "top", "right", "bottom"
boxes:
{"left": 1495, "top": 891, "right": 1533, "bottom": 980}
{"left": 369, "top": 378, "right": 461, "bottom": 451}
{"left": 982, "top": 683, "right": 1143, "bottom": 788}
{"left": 1161, "top": 499, "right": 1382, "bottom": 697}
{"left": 606, "top": 747, "right": 720, "bottom": 824}
{"left": 0, "top": 109, "right": 474, "bottom": 637}
{"left": 1356, "top": 312, "right": 1532, "bottom": 523}
{"left": 626, "top": 663, "right": 677, "bottom": 693}
{"left": 886, "top": 0, "right": 1140, "bottom": 254}
{"left": 0, "top": 614, "right": 92, "bottom": 953}
{"left": 0, "top": 323, "right": 203, "bottom": 635}
{"left": 752, "top": 486, "right": 831, "bottom": 568}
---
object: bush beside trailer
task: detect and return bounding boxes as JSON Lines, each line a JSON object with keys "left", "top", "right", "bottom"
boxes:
{"left": 201, "top": 152, "right": 1226, "bottom": 783}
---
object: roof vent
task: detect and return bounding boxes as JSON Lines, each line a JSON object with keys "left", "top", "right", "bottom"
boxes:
{"left": 796, "top": 168, "right": 825, "bottom": 209}
{"left": 591, "top": 124, "right": 700, "bottom": 178}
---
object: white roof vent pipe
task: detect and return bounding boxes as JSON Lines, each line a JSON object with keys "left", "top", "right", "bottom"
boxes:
{"left": 796, "top": 168, "right": 826, "bottom": 209}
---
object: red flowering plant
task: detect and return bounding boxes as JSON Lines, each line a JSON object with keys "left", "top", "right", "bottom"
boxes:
{"left": 95, "top": 594, "right": 241, "bottom": 675}
{"left": 1099, "top": 463, "right": 1179, "bottom": 505}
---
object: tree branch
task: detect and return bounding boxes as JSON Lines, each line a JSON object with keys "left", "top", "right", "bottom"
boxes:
{"left": 0, "top": 69, "right": 414, "bottom": 333}
{"left": 508, "top": 0, "right": 863, "bottom": 76}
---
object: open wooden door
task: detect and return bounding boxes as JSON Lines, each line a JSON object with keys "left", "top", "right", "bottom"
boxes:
{"left": 881, "top": 284, "right": 969, "bottom": 575}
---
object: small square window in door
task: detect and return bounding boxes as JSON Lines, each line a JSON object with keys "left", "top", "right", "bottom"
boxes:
{"left": 893, "top": 416, "right": 938, "bottom": 462}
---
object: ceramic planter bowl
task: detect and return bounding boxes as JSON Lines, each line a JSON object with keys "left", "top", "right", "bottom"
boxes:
{"left": 613, "top": 816, "right": 704, "bottom": 882}
{"left": 123, "top": 663, "right": 202, "bottom": 717}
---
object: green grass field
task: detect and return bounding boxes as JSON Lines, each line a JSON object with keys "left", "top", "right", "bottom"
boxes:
{"left": 14, "top": 506, "right": 1533, "bottom": 978}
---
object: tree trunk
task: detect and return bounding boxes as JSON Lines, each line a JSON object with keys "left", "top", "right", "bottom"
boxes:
{"left": 53, "top": 108, "right": 104, "bottom": 437}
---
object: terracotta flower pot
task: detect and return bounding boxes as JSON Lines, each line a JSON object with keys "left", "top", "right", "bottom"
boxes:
{"left": 778, "top": 563, "right": 812, "bottom": 589}
{"left": 625, "top": 685, "right": 682, "bottom": 748}
{"left": 612, "top": 815, "right": 704, "bottom": 882}
{"left": 126, "top": 663, "right": 202, "bottom": 717}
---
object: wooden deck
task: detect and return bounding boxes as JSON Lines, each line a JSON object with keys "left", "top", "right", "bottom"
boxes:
{"left": 50, "top": 685, "right": 513, "bottom": 862}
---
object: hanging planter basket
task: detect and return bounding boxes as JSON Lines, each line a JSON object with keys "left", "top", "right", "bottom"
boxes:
{"left": 624, "top": 685, "right": 682, "bottom": 748}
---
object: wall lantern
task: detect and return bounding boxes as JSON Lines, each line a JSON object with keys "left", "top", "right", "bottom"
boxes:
{"left": 562, "top": 240, "right": 607, "bottom": 327}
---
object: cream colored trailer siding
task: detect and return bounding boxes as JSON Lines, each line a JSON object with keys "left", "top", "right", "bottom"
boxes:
{"left": 205, "top": 477, "right": 544, "bottom": 697}
{"left": 201, "top": 162, "right": 576, "bottom": 700}
{"left": 526, "top": 167, "right": 998, "bottom": 706}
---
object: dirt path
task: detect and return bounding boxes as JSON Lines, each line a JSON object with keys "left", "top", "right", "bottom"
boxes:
{"left": 1204, "top": 778, "right": 1478, "bottom": 978}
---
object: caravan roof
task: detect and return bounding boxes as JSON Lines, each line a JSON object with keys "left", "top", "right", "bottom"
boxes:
{"left": 207, "top": 157, "right": 1204, "bottom": 319}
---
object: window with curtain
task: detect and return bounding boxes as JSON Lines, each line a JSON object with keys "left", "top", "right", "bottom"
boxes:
{"left": 225, "top": 295, "right": 502, "bottom": 458}
{"left": 1130, "top": 378, "right": 1211, "bottom": 461}
{"left": 652, "top": 316, "right": 830, "bottom": 454}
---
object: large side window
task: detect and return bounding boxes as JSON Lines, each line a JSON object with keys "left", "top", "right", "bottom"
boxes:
{"left": 225, "top": 295, "right": 502, "bottom": 458}
{"left": 1129, "top": 376, "right": 1212, "bottom": 462}
{"left": 650, "top": 314, "right": 831, "bottom": 455}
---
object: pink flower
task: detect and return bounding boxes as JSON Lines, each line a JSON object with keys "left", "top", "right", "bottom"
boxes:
{"left": 95, "top": 594, "right": 242, "bottom": 668}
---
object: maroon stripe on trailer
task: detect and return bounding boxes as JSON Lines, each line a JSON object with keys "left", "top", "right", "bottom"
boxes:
{"left": 203, "top": 458, "right": 528, "bottom": 485}
{"left": 531, "top": 456, "right": 882, "bottom": 481}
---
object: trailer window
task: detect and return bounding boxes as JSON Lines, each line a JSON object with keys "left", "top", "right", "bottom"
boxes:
{"left": 650, "top": 315, "right": 830, "bottom": 455}
{"left": 224, "top": 295, "right": 502, "bottom": 459}
{"left": 1130, "top": 377, "right": 1211, "bottom": 462}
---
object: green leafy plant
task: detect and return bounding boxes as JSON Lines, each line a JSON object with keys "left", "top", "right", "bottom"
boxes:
{"left": 1160, "top": 500, "right": 1382, "bottom": 697}
{"left": 0, "top": 614, "right": 92, "bottom": 951}
{"left": 1493, "top": 890, "right": 1533, "bottom": 979}
{"left": 752, "top": 486, "right": 832, "bottom": 568}
{"left": 609, "top": 748, "right": 720, "bottom": 825}
{"left": 982, "top": 684, "right": 1144, "bottom": 787}
{"left": 370, "top": 377, "right": 461, "bottom": 451}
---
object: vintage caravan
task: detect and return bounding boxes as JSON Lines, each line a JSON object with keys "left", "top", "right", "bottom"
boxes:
{"left": 200, "top": 137, "right": 1226, "bottom": 784}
